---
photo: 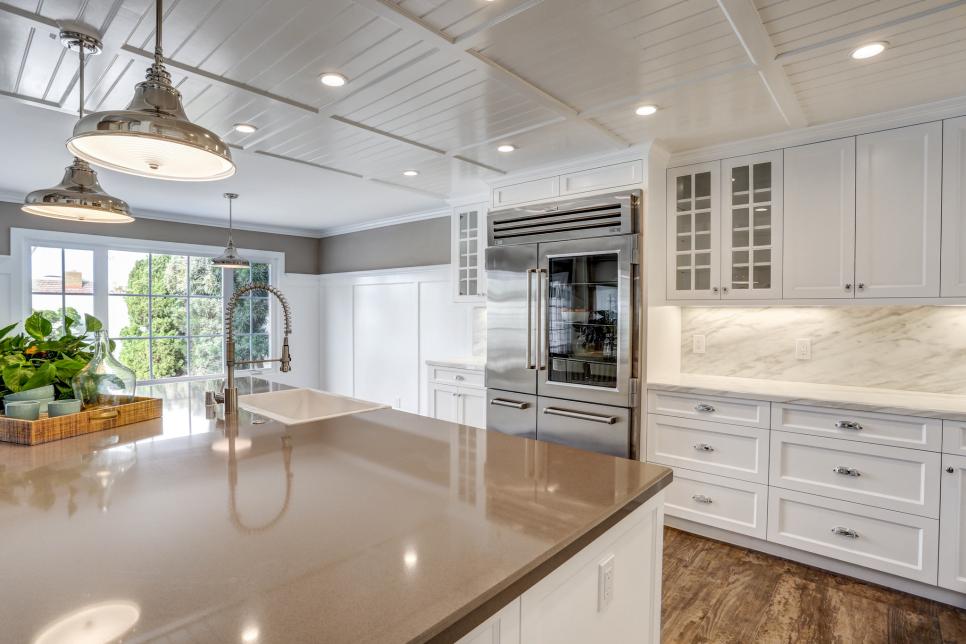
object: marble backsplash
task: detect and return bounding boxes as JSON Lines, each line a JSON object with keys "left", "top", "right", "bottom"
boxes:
{"left": 680, "top": 306, "right": 966, "bottom": 394}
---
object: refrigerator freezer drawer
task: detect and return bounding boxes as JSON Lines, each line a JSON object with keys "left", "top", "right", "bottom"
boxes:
{"left": 487, "top": 389, "right": 537, "bottom": 440}
{"left": 537, "top": 397, "right": 632, "bottom": 458}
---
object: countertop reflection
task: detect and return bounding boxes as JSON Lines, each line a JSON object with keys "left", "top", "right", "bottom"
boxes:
{"left": 0, "top": 378, "right": 670, "bottom": 644}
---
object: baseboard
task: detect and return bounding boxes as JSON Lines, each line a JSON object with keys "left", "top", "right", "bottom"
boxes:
{"left": 665, "top": 515, "right": 966, "bottom": 609}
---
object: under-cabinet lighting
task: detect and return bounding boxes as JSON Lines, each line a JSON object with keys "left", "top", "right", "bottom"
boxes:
{"left": 850, "top": 42, "right": 886, "bottom": 60}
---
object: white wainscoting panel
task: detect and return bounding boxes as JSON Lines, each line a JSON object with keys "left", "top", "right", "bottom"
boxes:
{"left": 272, "top": 273, "right": 321, "bottom": 390}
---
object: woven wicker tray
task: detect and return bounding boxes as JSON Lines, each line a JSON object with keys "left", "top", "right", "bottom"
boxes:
{"left": 0, "top": 397, "right": 163, "bottom": 445}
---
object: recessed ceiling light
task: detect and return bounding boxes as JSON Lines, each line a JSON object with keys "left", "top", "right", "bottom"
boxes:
{"left": 233, "top": 123, "right": 257, "bottom": 134}
{"left": 403, "top": 170, "right": 419, "bottom": 177}
{"left": 320, "top": 72, "right": 348, "bottom": 87}
{"left": 497, "top": 144, "right": 515, "bottom": 153}
{"left": 850, "top": 42, "right": 887, "bottom": 60}
{"left": 635, "top": 104, "right": 658, "bottom": 116}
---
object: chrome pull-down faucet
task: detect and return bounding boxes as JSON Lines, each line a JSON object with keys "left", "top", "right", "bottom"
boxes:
{"left": 223, "top": 283, "right": 292, "bottom": 414}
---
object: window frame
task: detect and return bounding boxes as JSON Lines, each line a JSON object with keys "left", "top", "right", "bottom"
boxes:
{"left": 13, "top": 228, "right": 285, "bottom": 385}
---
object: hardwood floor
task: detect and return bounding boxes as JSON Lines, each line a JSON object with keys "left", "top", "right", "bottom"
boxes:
{"left": 661, "top": 528, "right": 966, "bottom": 644}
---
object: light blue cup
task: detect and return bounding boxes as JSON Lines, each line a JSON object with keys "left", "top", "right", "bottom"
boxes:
{"left": 48, "top": 399, "right": 82, "bottom": 417}
{"left": 5, "top": 385, "right": 56, "bottom": 413}
{"left": 5, "top": 401, "right": 40, "bottom": 421}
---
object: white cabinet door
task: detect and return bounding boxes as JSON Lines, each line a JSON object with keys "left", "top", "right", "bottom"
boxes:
{"left": 430, "top": 383, "right": 460, "bottom": 423}
{"left": 783, "top": 138, "right": 856, "bottom": 299}
{"left": 721, "top": 151, "right": 783, "bottom": 299}
{"left": 939, "top": 453, "right": 966, "bottom": 592}
{"left": 560, "top": 160, "right": 644, "bottom": 196}
{"left": 855, "top": 122, "right": 942, "bottom": 298}
{"left": 942, "top": 116, "right": 966, "bottom": 297}
{"left": 493, "top": 177, "right": 559, "bottom": 208}
{"left": 452, "top": 204, "right": 486, "bottom": 302}
{"left": 457, "top": 598, "right": 521, "bottom": 644}
{"left": 667, "top": 162, "right": 721, "bottom": 300}
{"left": 460, "top": 387, "right": 487, "bottom": 429}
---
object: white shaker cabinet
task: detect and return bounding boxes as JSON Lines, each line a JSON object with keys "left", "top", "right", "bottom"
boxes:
{"left": 667, "top": 162, "right": 721, "bottom": 300}
{"left": 855, "top": 122, "right": 942, "bottom": 298}
{"left": 783, "top": 138, "right": 856, "bottom": 299}
{"left": 452, "top": 203, "right": 487, "bottom": 302}
{"left": 941, "top": 116, "right": 966, "bottom": 297}
{"left": 939, "top": 453, "right": 966, "bottom": 593}
{"left": 720, "top": 151, "right": 783, "bottom": 299}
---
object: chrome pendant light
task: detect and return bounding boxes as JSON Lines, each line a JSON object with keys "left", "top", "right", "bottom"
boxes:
{"left": 212, "top": 193, "right": 250, "bottom": 269}
{"left": 66, "top": 0, "right": 235, "bottom": 182}
{"left": 23, "top": 30, "right": 133, "bottom": 223}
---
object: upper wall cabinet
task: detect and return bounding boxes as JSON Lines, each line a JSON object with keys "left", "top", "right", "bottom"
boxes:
{"left": 855, "top": 122, "right": 942, "bottom": 298}
{"left": 942, "top": 116, "right": 966, "bottom": 297}
{"left": 666, "top": 162, "right": 721, "bottom": 300}
{"left": 721, "top": 152, "right": 782, "bottom": 300}
{"left": 453, "top": 203, "right": 487, "bottom": 302}
{"left": 491, "top": 160, "right": 644, "bottom": 209}
{"left": 783, "top": 138, "right": 856, "bottom": 299}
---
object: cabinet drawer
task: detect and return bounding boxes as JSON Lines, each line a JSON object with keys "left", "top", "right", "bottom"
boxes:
{"left": 942, "top": 420, "right": 966, "bottom": 456}
{"left": 559, "top": 160, "right": 643, "bottom": 196}
{"left": 664, "top": 467, "right": 767, "bottom": 538}
{"left": 772, "top": 404, "right": 941, "bottom": 451}
{"left": 492, "top": 177, "right": 559, "bottom": 208}
{"left": 430, "top": 367, "right": 484, "bottom": 388}
{"left": 646, "top": 414, "right": 769, "bottom": 483}
{"left": 770, "top": 432, "right": 940, "bottom": 518}
{"left": 647, "top": 390, "right": 769, "bottom": 428}
{"left": 767, "top": 488, "right": 938, "bottom": 584}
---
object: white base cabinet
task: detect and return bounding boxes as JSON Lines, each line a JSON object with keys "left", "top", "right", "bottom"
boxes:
{"left": 940, "top": 454, "right": 966, "bottom": 593}
{"left": 428, "top": 363, "right": 486, "bottom": 429}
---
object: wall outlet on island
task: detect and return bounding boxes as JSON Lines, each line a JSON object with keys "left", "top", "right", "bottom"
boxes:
{"left": 795, "top": 338, "right": 812, "bottom": 361}
{"left": 598, "top": 555, "right": 615, "bottom": 612}
{"left": 692, "top": 334, "right": 706, "bottom": 354}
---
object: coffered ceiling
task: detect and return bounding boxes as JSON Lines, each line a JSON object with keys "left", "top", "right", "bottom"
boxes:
{"left": 0, "top": 0, "right": 965, "bottom": 233}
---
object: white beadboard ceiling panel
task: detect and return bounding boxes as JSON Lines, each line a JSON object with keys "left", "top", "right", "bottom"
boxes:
{"left": 455, "top": 120, "right": 613, "bottom": 174}
{"left": 394, "top": 0, "right": 536, "bottom": 40}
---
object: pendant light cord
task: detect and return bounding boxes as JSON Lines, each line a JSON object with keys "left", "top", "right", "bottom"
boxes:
{"left": 228, "top": 196, "right": 235, "bottom": 243}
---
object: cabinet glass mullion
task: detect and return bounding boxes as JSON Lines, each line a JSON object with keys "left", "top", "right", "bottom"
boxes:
{"left": 729, "top": 161, "right": 773, "bottom": 291}
{"left": 674, "top": 170, "right": 713, "bottom": 292}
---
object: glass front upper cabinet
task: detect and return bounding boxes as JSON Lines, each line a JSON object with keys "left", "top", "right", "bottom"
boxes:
{"left": 667, "top": 161, "right": 720, "bottom": 299}
{"left": 452, "top": 203, "right": 487, "bottom": 302}
{"left": 721, "top": 151, "right": 783, "bottom": 299}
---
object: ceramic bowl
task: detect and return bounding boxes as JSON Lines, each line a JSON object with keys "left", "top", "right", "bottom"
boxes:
{"left": 5, "top": 401, "right": 40, "bottom": 421}
{"left": 48, "top": 399, "right": 82, "bottom": 417}
{"left": 5, "top": 385, "right": 56, "bottom": 413}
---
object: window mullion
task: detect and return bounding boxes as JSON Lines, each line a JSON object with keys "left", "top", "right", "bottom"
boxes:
{"left": 93, "top": 248, "right": 109, "bottom": 328}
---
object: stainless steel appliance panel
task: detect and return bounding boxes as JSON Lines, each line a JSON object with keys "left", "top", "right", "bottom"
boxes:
{"left": 537, "top": 235, "right": 637, "bottom": 408}
{"left": 485, "top": 244, "right": 539, "bottom": 394}
{"left": 537, "top": 397, "right": 631, "bottom": 458}
{"left": 487, "top": 389, "right": 537, "bottom": 440}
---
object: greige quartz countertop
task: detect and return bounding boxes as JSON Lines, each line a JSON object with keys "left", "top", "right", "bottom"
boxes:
{"left": 0, "top": 378, "right": 670, "bottom": 644}
{"left": 649, "top": 373, "right": 966, "bottom": 420}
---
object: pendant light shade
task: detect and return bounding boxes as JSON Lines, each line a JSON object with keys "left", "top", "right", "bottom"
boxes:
{"left": 22, "top": 30, "right": 133, "bottom": 224}
{"left": 67, "top": 0, "right": 235, "bottom": 182}
{"left": 212, "top": 193, "right": 250, "bottom": 269}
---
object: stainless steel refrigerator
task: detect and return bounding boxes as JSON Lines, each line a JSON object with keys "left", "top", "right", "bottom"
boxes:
{"left": 485, "top": 190, "right": 642, "bottom": 458}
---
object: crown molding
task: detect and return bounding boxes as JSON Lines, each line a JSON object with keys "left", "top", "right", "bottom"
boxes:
{"left": 668, "top": 94, "right": 966, "bottom": 167}
{"left": 317, "top": 207, "right": 452, "bottom": 238}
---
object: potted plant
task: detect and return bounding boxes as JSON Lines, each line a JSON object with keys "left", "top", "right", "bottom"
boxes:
{"left": 0, "top": 311, "right": 104, "bottom": 409}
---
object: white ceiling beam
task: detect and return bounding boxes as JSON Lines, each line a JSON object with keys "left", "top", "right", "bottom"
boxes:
{"left": 352, "top": 0, "right": 630, "bottom": 149}
{"left": 716, "top": 0, "right": 808, "bottom": 129}
{"left": 454, "top": 0, "right": 545, "bottom": 46}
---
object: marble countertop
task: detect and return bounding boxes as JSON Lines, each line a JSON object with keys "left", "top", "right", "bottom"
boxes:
{"left": 0, "top": 378, "right": 670, "bottom": 644}
{"left": 648, "top": 373, "right": 966, "bottom": 420}
{"left": 426, "top": 356, "right": 486, "bottom": 371}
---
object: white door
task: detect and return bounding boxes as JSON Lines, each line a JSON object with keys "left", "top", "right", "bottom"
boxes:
{"left": 460, "top": 388, "right": 487, "bottom": 429}
{"left": 721, "top": 151, "right": 783, "bottom": 299}
{"left": 783, "top": 138, "right": 856, "bottom": 299}
{"left": 667, "top": 162, "right": 720, "bottom": 300}
{"left": 939, "top": 453, "right": 966, "bottom": 592}
{"left": 942, "top": 116, "right": 966, "bottom": 297}
{"left": 855, "top": 122, "right": 942, "bottom": 298}
{"left": 430, "top": 383, "right": 460, "bottom": 423}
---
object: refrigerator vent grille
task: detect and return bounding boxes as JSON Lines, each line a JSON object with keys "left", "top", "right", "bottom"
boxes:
{"left": 491, "top": 204, "right": 626, "bottom": 242}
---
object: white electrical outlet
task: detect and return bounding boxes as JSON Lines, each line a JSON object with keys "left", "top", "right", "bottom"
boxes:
{"left": 795, "top": 338, "right": 811, "bottom": 361}
{"left": 692, "top": 334, "right": 706, "bottom": 354}
{"left": 598, "top": 555, "right": 615, "bottom": 612}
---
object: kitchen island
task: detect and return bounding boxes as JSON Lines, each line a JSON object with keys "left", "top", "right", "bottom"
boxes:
{"left": 0, "top": 378, "right": 670, "bottom": 643}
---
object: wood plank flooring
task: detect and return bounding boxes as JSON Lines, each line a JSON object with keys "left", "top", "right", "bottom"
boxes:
{"left": 661, "top": 528, "right": 966, "bottom": 644}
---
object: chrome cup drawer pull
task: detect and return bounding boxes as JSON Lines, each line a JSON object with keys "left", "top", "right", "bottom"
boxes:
{"left": 692, "top": 443, "right": 715, "bottom": 452}
{"left": 830, "top": 526, "right": 860, "bottom": 539}
{"left": 834, "top": 420, "right": 863, "bottom": 431}
{"left": 832, "top": 465, "right": 861, "bottom": 477}
{"left": 694, "top": 403, "right": 716, "bottom": 413}
{"left": 691, "top": 494, "right": 713, "bottom": 504}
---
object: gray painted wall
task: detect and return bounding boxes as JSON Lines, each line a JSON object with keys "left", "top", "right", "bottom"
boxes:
{"left": 317, "top": 216, "right": 451, "bottom": 274}
{"left": 0, "top": 200, "right": 319, "bottom": 274}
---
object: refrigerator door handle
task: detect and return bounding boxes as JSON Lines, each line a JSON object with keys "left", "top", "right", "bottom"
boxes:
{"left": 526, "top": 268, "right": 536, "bottom": 369}
{"left": 537, "top": 268, "right": 547, "bottom": 371}
{"left": 543, "top": 407, "right": 618, "bottom": 425}
{"left": 490, "top": 398, "right": 530, "bottom": 410}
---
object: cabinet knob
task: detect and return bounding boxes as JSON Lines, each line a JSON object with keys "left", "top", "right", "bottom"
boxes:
{"left": 948, "top": 466, "right": 956, "bottom": 474}
{"left": 722, "top": 286, "right": 729, "bottom": 294}
{"left": 844, "top": 283, "right": 852, "bottom": 291}
{"left": 857, "top": 283, "right": 865, "bottom": 290}
{"left": 712, "top": 287, "right": 719, "bottom": 293}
